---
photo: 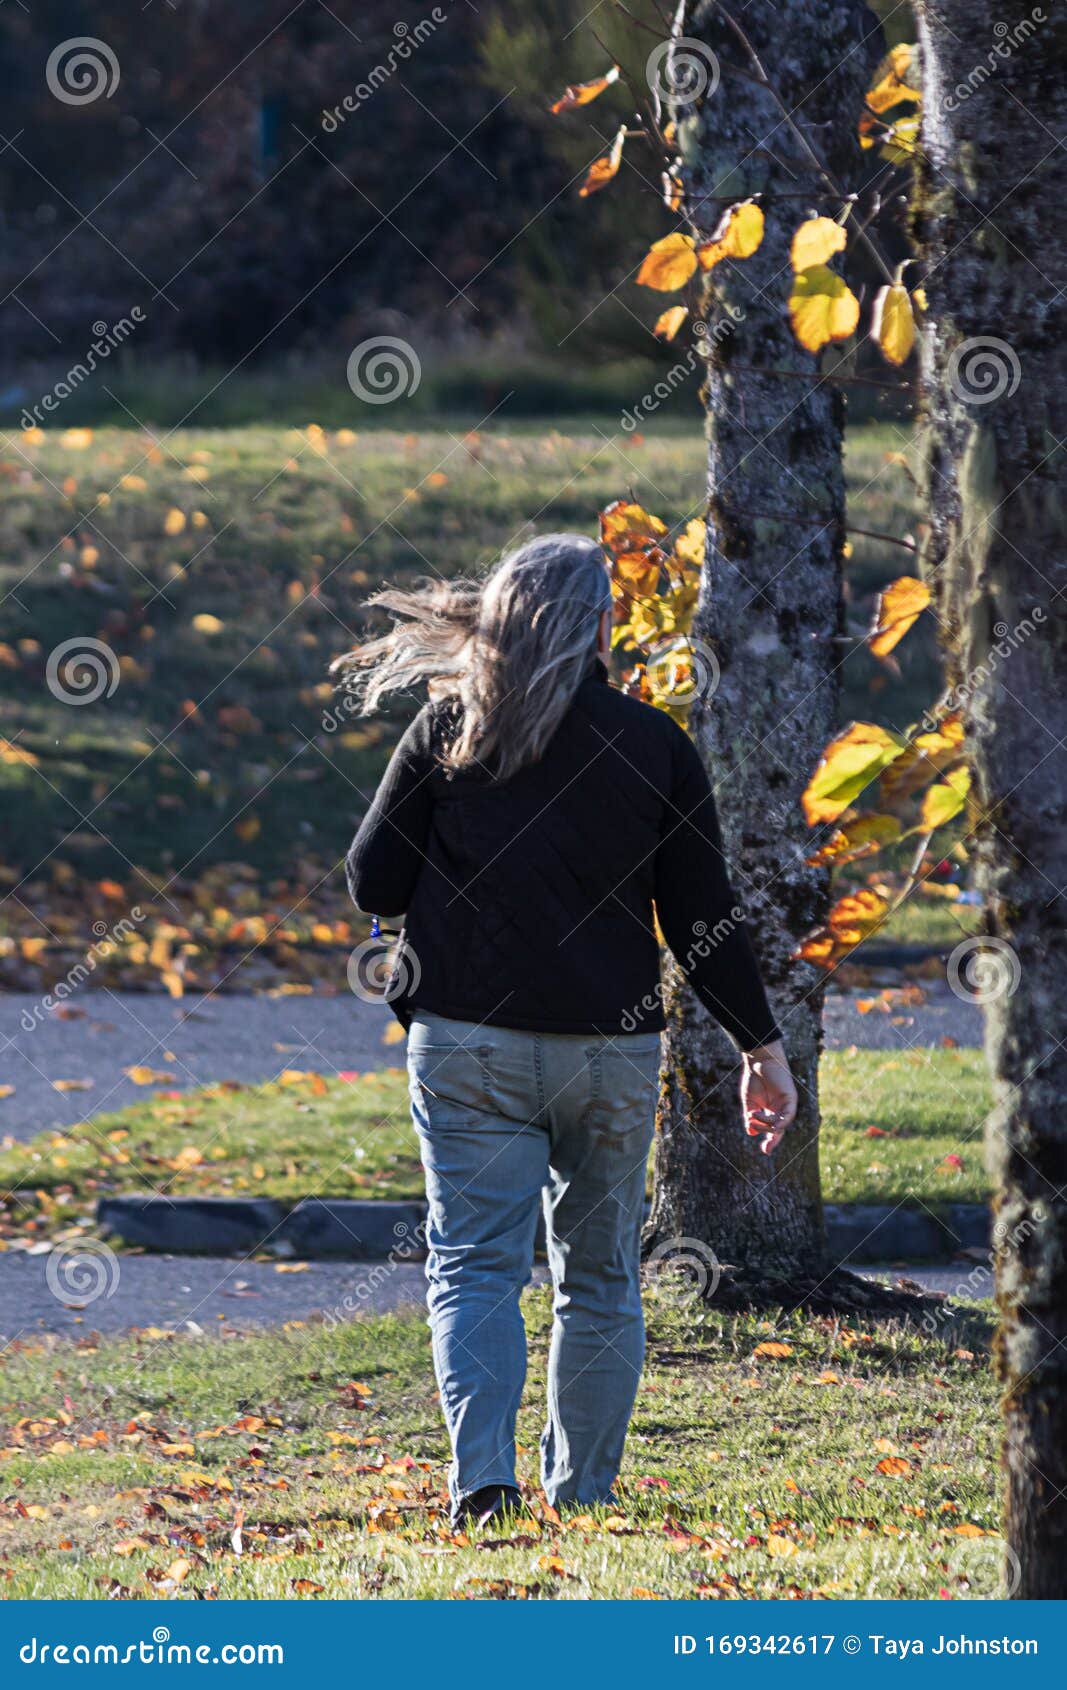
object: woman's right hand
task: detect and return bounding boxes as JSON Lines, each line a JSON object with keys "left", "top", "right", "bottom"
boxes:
{"left": 741, "top": 1040, "right": 797, "bottom": 1156}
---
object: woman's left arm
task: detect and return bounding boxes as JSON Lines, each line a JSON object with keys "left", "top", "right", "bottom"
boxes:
{"left": 346, "top": 706, "right": 436, "bottom": 916}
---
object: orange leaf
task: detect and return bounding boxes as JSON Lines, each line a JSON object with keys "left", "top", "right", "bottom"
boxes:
{"left": 869, "top": 575, "right": 930, "bottom": 657}
{"left": 875, "top": 1455, "right": 913, "bottom": 1476}
{"left": 550, "top": 65, "right": 619, "bottom": 115}
{"left": 636, "top": 232, "right": 697, "bottom": 292}
{"left": 653, "top": 305, "right": 688, "bottom": 342}
{"left": 579, "top": 127, "right": 625, "bottom": 197}
{"left": 697, "top": 201, "right": 764, "bottom": 272}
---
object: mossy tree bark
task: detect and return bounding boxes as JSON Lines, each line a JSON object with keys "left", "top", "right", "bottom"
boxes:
{"left": 911, "top": 0, "right": 1067, "bottom": 1598}
{"left": 646, "top": 1, "right": 881, "bottom": 1286}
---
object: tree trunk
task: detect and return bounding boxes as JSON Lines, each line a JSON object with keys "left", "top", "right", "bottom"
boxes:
{"left": 912, "top": 0, "right": 1067, "bottom": 1599}
{"left": 647, "top": 0, "right": 879, "bottom": 1285}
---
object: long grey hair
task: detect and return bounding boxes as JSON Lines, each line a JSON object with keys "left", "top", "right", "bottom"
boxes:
{"left": 332, "top": 533, "right": 612, "bottom": 781}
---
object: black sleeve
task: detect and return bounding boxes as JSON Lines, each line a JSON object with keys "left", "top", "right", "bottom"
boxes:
{"left": 346, "top": 706, "right": 437, "bottom": 917}
{"left": 653, "top": 724, "right": 782, "bottom": 1052}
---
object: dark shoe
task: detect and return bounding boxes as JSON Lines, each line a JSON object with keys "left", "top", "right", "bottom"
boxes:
{"left": 451, "top": 1484, "right": 522, "bottom": 1531}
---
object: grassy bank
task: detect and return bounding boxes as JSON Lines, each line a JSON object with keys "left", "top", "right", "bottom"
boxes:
{"left": 0, "top": 419, "right": 931, "bottom": 887}
{"left": 0, "top": 1046, "right": 992, "bottom": 1247}
{"left": 1, "top": 411, "right": 966, "bottom": 1003}
{"left": 0, "top": 1295, "right": 999, "bottom": 1599}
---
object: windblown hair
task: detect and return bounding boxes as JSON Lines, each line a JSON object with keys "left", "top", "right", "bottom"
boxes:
{"left": 332, "top": 533, "right": 612, "bottom": 781}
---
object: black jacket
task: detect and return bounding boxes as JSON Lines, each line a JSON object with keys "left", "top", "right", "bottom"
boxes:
{"left": 346, "top": 663, "right": 780, "bottom": 1049}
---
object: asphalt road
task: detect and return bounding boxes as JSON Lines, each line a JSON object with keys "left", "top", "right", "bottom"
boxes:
{"left": 0, "top": 985, "right": 984, "bottom": 1142}
{"left": 0, "top": 1252, "right": 992, "bottom": 1349}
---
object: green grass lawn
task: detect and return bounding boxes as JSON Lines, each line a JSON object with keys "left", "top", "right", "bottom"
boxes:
{"left": 0, "top": 1294, "right": 1001, "bottom": 1599}
{"left": 0, "top": 417, "right": 930, "bottom": 891}
{"left": 0, "top": 1047, "right": 992, "bottom": 1247}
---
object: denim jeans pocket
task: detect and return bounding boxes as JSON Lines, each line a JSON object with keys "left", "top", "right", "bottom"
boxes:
{"left": 408, "top": 1028, "right": 497, "bottom": 1123}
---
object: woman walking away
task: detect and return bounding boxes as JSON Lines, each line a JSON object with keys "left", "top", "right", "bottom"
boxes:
{"left": 339, "top": 534, "right": 796, "bottom": 1530}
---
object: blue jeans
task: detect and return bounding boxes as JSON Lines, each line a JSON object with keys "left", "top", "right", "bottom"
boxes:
{"left": 407, "top": 1012, "right": 660, "bottom": 1511}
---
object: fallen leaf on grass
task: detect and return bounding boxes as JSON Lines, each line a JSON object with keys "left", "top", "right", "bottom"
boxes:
{"left": 875, "top": 1456, "right": 913, "bottom": 1476}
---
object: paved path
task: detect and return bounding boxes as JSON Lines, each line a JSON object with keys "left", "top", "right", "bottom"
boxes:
{"left": 0, "top": 1253, "right": 992, "bottom": 1347}
{"left": 0, "top": 986, "right": 983, "bottom": 1143}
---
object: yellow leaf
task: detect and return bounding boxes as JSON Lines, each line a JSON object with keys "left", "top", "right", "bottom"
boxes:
{"left": 790, "top": 216, "right": 847, "bottom": 272}
{"left": 802, "top": 722, "right": 905, "bottom": 826}
{"left": 672, "top": 518, "right": 705, "bottom": 570}
{"left": 61, "top": 428, "right": 93, "bottom": 450}
{"left": 234, "top": 814, "right": 261, "bottom": 842}
{"left": 872, "top": 283, "right": 916, "bottom": 366}
{"left": 653, "top": 305, "right": 688, "bottom": 342}
{"left": 788, "top": 266, "right": 860, "bottom": 352}
{"left": 865, "top": 44, "right": 921, "bottom": 114}
{"left": 383, "top": 1021, "right": 407, "bottom": 1045}
{"left": 550, "top": 65, "right": 619, "bottom": 114}
{"left": 869, "top": 575, "right": 930, "bottom": 657}
{"left": 579, "top": 126, "right": 624, "bottom": 197}
{"left": 753, "top": 1341, "right": 793, "bottom": 1359}
{"left": 125, "top": 1066, "right": 178, "bottom": 1086}
{"left": 767, "top": 1534, "right": 799, "bottom": 1557}
{"left": 880, "top": 114, "right": 920, "bottom": 164}
{"left": 170, "top": 1145, "right": 203, "bottom": 1170}
{"left": 697, "top": 201, "right": 764, "bottom": 272}
{"left": 636, "top": 232, "right": 697, "bottom": 292}
{"left": 919, "top": 766, "right": 971, "bottom": 832}
{"left": 191, "top": 613, "right": 223, "bottom": 635}
{"left": 163, "top": 508, "right": 187, "bottom": 536}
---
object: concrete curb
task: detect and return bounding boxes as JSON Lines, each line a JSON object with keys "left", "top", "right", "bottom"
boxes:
{"left": 97, "top": 1194, "right": 992, "bottom": 1265}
